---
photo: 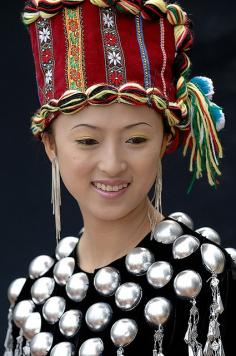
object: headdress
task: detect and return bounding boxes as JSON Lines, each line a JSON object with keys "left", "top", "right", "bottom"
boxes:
{"left": 23, "top": 0, "right": 225, "bottom": 187}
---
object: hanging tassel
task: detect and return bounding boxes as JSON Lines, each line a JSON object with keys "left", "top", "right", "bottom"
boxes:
{"left": 153, "top": 326, "right": 165, "bottom": 356}
{"left": 4, "top": 306, "right": 14, "bottom": 356}
{"left": 22, "top": 341, "right": 31, "bottom": 356}
{"left": 203, "top": 275, "right": 225, "bottom": 356}
{"left": 182, "top": 77, "right": 224, "bottom": 189}
{"left": 14, "top": 329, "right": 24, "bottom": 356}
{"left": 117, "top": 347, "right": 124, "bottom": 355}
{"left": 184, "top": 300, "right": 203, "bottom": 356}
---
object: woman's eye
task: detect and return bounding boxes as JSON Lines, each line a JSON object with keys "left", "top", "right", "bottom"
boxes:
{"left": 76, "top": 138, "right": 98, "bottom": 145}
{"left": 127, "top": 136, "right": 148, "bottom": 144}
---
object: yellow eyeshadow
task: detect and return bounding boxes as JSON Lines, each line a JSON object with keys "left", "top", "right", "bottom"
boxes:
{"left": 129, "top": 134, "right": 149, "bottom": 138}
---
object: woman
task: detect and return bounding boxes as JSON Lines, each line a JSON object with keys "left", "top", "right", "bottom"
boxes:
{"left": 4, "top": 0, "right": 236, "bottom": 355}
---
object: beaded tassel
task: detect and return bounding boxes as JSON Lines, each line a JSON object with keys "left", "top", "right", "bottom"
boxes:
{"left": 117, "top": 347, "right": 124, "bottom": 355}
{"left": 184, "top": 300, "right": 203, "bottom": 356}
{"left": 203, "top": 275, "right": 225, "bottom": 356}
{"left": 4, "top": 306, "right": 14, "bottom": 356}
{"left": 153, "top": 326, "right": 165, "bottom": 356}
{"left": 14, "top": 329, "right": 24, "bottom": 356}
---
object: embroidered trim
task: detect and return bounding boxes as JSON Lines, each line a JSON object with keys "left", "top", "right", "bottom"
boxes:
{"left": 160, "top": 18, "right": 167, "bottom": 99}
{"left": 36, "top": 18, "right": 55, "bottom": 102}
{"left": 135, "top": 14, "right": 151, "bottom": 89}
{"left": 100, "top": 8, "right": 127, "bottom": 87}
{"left": 64, "top": 7, "right": 86, "bottom": 91}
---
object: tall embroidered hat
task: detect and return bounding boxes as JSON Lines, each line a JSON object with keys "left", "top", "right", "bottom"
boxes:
{"left": 23, "top": 0, "right": 225, "bottom": 187}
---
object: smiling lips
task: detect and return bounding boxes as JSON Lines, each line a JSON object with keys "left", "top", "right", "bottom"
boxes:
{"left": 93, "top": 182, "right": 129, "bottom": 192}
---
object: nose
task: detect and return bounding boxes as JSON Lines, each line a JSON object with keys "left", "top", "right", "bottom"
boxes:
{"left": 97, "top": 143, "right": 128, "bottom": 176}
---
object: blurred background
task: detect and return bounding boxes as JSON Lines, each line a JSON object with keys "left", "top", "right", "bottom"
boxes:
{"left": 1, "top": 0, "right": 236, "bottom": 350}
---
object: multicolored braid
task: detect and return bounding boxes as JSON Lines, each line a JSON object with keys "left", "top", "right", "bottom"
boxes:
{"left": 23, "top": 0, "right": 225, "bottom": 189}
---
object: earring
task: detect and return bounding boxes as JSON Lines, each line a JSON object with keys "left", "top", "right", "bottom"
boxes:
{"left": 51, "top": 156, "right": 61, "bottom": 244}
{"left": 149, "top": 159, "right": 163, "bottom": 239}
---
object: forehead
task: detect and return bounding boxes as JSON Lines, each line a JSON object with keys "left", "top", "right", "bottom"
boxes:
{"left": 54, "top": 103, "right": 163, "bottom": 131}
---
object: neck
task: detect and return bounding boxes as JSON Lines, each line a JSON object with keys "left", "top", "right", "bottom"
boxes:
{"left": 77, "top": 199, "right": 163, "bottom": 273}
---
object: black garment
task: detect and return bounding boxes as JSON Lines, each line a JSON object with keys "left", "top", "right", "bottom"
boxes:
{"left": 9, "top": 217, "right": 236, "bottom": 355}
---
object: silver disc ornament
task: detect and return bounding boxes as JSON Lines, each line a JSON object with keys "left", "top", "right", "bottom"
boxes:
{"left": 79, "top": 338, "right": 104, "bottom": 356}
{"left": 110, "top": 318, "right": 138, "bottom": 349}
{"left": 31, "top": 277, "right": 55, "bottom": 305}
{"left": 125, "top": 247, "right": 154, "bottom": 276}
{"left": 7, "top": 278, "right": 26, "bottom": 305}
{"left": 85, "top": 302, "right": 113, "bottom": 332}
{"left": 115, "top": 282, "right": 142, "bottom": 311}
{"left": 196, "top": 227, "right": 221, "bottom": 245}
{"left": 30, "top": 332, "right": 53, "bottom": 356}
{"left": 13, "top": 299, "right": 35, "bottom": 328}
{"left": 147, "top": 261, "right": 173, "bottom": 289}
{"left": 225, "top": 247, "right": 236, "bottom": 265}
{"left": 53, "top": 257, "right": 75, "bottom": 286}
{"left": 172, "top": 235, "right": 200, "bottom": 260}
{"left": 59, "top": 309, "right": 82, "bottom": 338}
{"left": 201, "top": 243, "right": 225, "bottom": 274}
{"left": 174, "top": 270, "right": 202, "bottom": 299}
{"left": 55, "top": 236, "right": 79, "bottom": 260}
{"left": 22, "top": 312, "right": 42, "bottom": 340}
{"left": 144, "top": 297, "right": 171, "bottom": 327}
{"left": 94, "top": 267, "right": 120, "bottom": 296}
{"left": 29, "top": 255, "right": 55, "bottom": 279}
{"left": 169, "top": 212, "right": 194, "bottom": 230}
{"left": 50, "top": 342, "right": 75, "bottom": 356}
{"left": 66, "top": 272, "right": 89, "bottom": 302}
{"left": 153, "top": 220, "right": 183, "bottom": 244}
{"left": 42, "top": 296, "right": 66, "bottom": 324}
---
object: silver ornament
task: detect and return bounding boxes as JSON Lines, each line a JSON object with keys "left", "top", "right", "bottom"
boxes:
{"left": 169, "top": 212, "right": 194, "bottom": 230}
{"left": 55, "top": 236, "right": 79, "bottom": 260}
{"left": 59, "top": 309, "right": 82, "bottom": 338}
{"left": 85, "top": 302, "right": 113, "bottom": 332}
{"left": 201, "top": 243, "right": 225, "bottom": 274}
{"left": 196, "top": 227, "right": 221, "bottom": 245}
{"left": 7, "top": 278, "right": 26, "bottom": 305}
{"left": 13, "top": 300, "right": 35, "bottom": 328}
{"left": 153, "top": 220, "right": 183, "bottom": 244}
{"left": 125, "top": 247, "right": 154, "bottom": 276}
{"left": 22, "top": 312, "right": 42, "bottom": 340}
{"left": 30, "top": 332, "right": 53, "bottom": 356}
{"left": 174, "top": 270, "right": 202, "bottom": 299}
{"left": 110, "top": 318, "right": 138, "bottom": 348}
{"left": 50, "top": 342, "right": 75, "bottom": 356}
{"left": 225, "top": 247, "right": 236, "bottom": 265}
{"left": 94, "top": 267, "right": 120, "bottom": 296}
{"left": 147, "top": 261, "right": 173, "bottom": 289}
{"left": 115, "top": 282, "right": 142, "bottom": 311}
{"left": 79, "top": 338, "right": 104, "bottom": 356}
{"left": 172, "top": 235, "right": 200, "bottom": 259}
{"left": 144, "top": 297, "right": 171, "bottom": 326}
{"left": 53, "top": 257, "right": 75, "bottom": 286}
{"left": 42, "top": 296, "right": 66, "bottom": 324}
{"left": 31, "top": 277, "right": 55, "bottom": 305}
{"left": 66, "top": 272, "right": 89, "bottom": 302}
{"left": 29, "top": 255, "right": 55, "bottom": 280}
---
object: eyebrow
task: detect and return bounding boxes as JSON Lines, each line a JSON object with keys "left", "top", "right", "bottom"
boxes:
{"left": 71, "top": 122, "right": 152, "bottom": 130}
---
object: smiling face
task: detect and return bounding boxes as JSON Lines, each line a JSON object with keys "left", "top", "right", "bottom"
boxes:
{"left": 43, "top": 103, "right": 168, "bottom": 222}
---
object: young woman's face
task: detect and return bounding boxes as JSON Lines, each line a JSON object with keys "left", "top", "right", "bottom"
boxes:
{"left": 44, "top": 103, "right": 167, "bottom": 221}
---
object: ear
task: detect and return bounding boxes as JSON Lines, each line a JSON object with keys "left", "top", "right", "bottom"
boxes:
{"left": 160, "top": 133, "right": 170, "bottom": 158}
{"left": 42, "top": 132, "right": 57, "bottom": 162}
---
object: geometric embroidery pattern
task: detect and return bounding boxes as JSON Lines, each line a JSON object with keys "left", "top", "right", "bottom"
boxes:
{"left": 36, "top": 18, "right": 55, "bottom": 102}
{"left": 64, "top": 7, "right": 86, "bottom": 91}
{"left": 100, "top": 8, "right": 127, "bottom": 87}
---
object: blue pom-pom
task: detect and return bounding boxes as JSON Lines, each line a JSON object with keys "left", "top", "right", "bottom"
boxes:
{"left": 210, "top": 103, "right": 225, "bottom": 132}
{"left": 190, "top": 76, "right": 214, "bottom": 100}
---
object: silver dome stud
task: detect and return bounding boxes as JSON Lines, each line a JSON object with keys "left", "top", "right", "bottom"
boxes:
{"left": 225, "top": 247, "right": 236, "bottom": 265}
{"left": 196, "top": 227, "right": 221, "bottom": 245}
{"left": 147, "top": 261, "right": 173, "bottom": 289}
{"left": 53, "top": 257, "right": 75, "bottom": 286}
{"left": 13, "top": 300, "right": 35, "bottom": 328}
{"left": 31, "top": 277, "right": 55, "bottom": 305}
{"left": 153, "top": 220, "right": 183, "bottom": 244}
{"left": 30, "top": 332, "right": 53, "bottom": 356}
{"left": 125, "top": 247, "right": 154, "bottom": 276}
{"left": 110, "top": 318, "right": 138, "bottom": 355}
{"left": 59, "top": 309, "right": 82, "bottom": 338}
{"left": 55, "top": 236, "right": 79, "bottom": 260}
{"left": 22, "top": 312, "right": 42, "bottom": 340}
{"left": 172, "top": 235, "right": 200, "bottom": 259}
{"left": 94, "top": 267, "right": 120, "bottom": 296}
{"left": 66, "top": 272, "right": 89, "bottom": 302}
{"left": 42, "top": 296, "right": 66, "bottom": 324}
{"left": 50, "top": 342, "right": 75, "bottom": 356}
{"left": 85, "top": 302, "right": 113, "bottom": 332}
{"left": 169, "top": 212, "right": 194, "bottom": 230}
{"left": 29, "top": 255, "right": 55, "bottom": 279}
{"left": 115, "top": 282, "right": 142, "bottom": 311}
{"left": 79, "top": 338, "right": 104, "bottom": 356}
{"left": 7, "top": 278, "right": 26, "bottom": 306}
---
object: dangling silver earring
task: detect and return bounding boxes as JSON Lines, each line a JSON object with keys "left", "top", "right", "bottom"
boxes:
{"left": 149, "top": 159, "right": 163, "bottom": 239}
{"left": 51, "top": 156, "right": 61, "bottom": 244}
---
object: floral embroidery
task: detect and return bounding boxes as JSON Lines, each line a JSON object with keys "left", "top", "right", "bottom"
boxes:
{"left": 36, "top": 18, "right": 55, "bottom": 101}
{"left": 100, "top": 8, "right": 127, "bottom": 87}
{"left": 64, "top": 7, "right": 86, "bottom": 91}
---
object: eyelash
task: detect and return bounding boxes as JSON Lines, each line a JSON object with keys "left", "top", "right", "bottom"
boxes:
{"left": 76, "top": 137, "right": 148, "bottom": 146}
